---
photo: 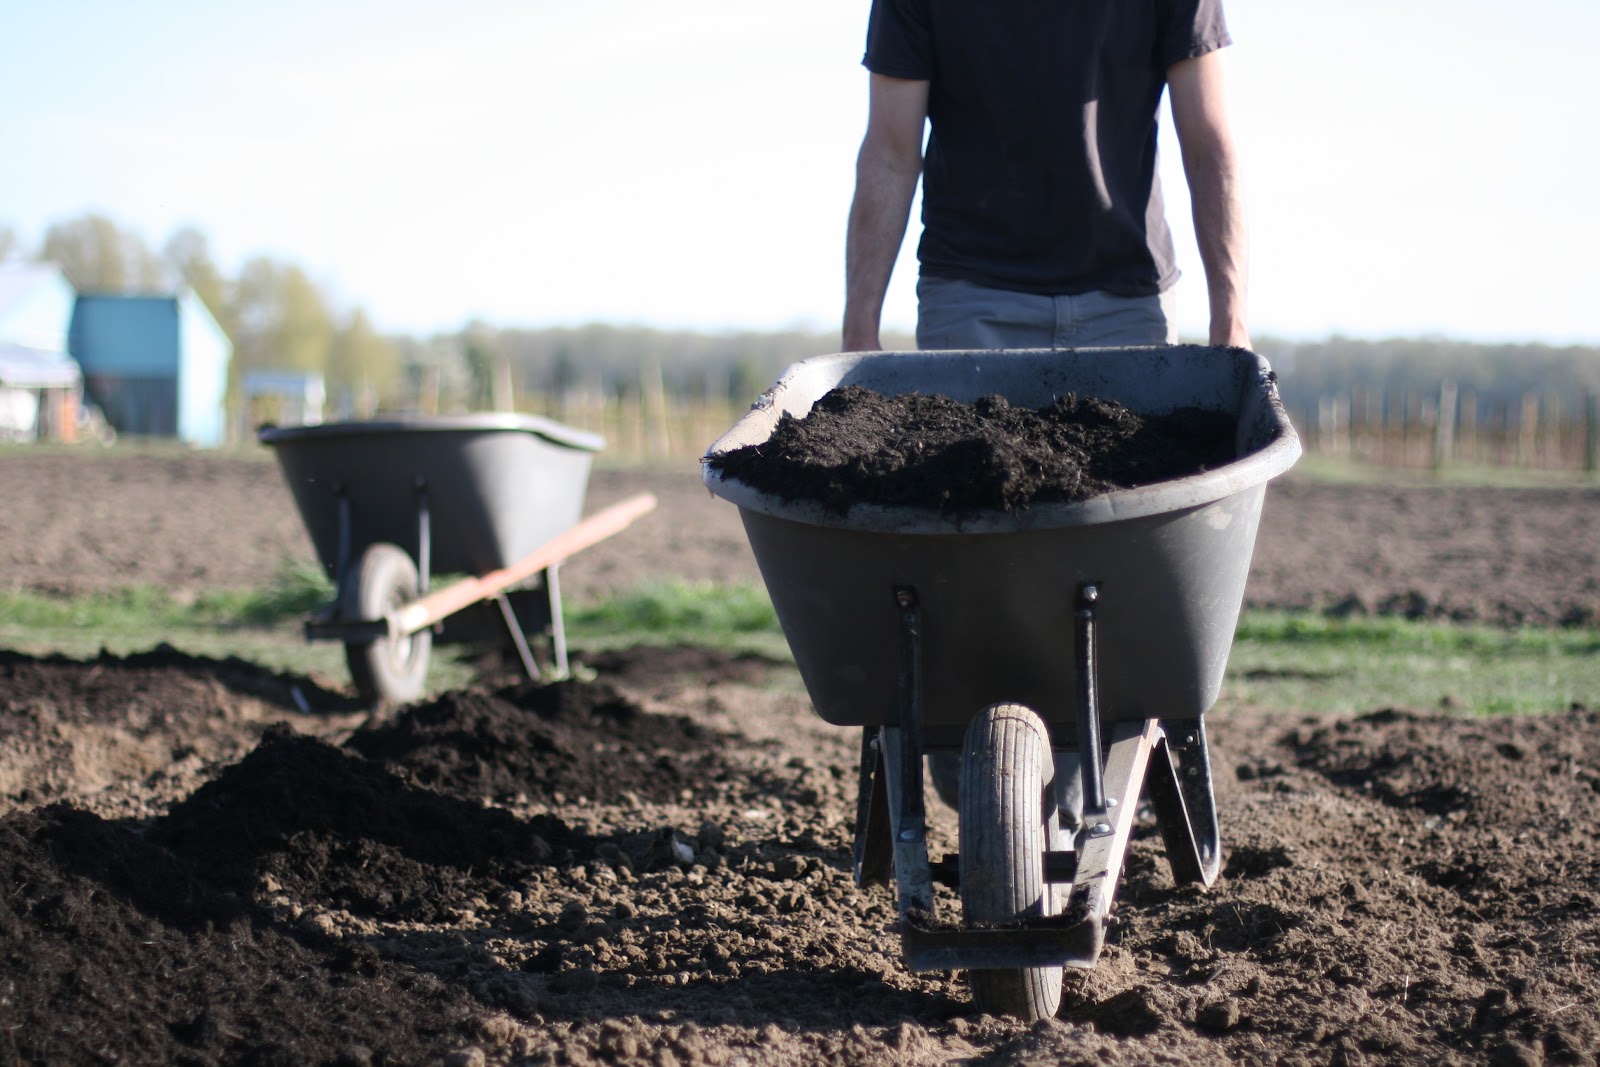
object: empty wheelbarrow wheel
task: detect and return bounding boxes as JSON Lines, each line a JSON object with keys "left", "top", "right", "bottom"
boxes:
{"left": 341, "top": 542, "right": 431, "bottom": 706}
{"left": 959, "top": 703, "right": 1063, "bottom": 1021}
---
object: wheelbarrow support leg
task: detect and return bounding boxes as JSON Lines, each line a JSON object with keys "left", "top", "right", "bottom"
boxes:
{"left": 414, "top": 477, "right": 431, "bottom": 595}
{"left": 853, "top": 727, "right": 892, "bottom": 888}
{"left": 1145, "top": 716, "right": 1223, "bottom": 887}
{"left": 547, "top": 563, "right": 570, "bottom": 677}
{"left": 333, "top": 485, "right": 352, "bottom": 594}
{"left": 882, "top": 585, "right": 934, "bottom": 919}
{"left": 494, "top": 590, "right": 541, "bottom": 682}
{"left": 1062, "top": 718, "right": 1164, "bottom": 966}
{"left": 1074, "top": 582, "right": 1106, "bottom": 812}
{"left": 489, "top": 563, "right": 572, "bottom": 683}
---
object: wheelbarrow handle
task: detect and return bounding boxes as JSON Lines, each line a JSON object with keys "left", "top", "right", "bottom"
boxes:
{"left": 390, "top": 492, "right": 657, "bottom": 636}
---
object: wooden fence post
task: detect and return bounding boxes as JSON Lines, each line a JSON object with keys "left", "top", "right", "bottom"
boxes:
{"left": 1433, "top": 380, "right": 1457, "bottom": 471}
{"left": 1587, "top": 392, "right": 1599, "bottom": 474}
{"left": 1459, "top": 389, "right": 1478, "bottom": 465}
{"left": 492, "top": 356, "right": 515, "bottom": 412}
{"left": 1519, "top": 393, "right": 1539, "bottom": 468}
{"left": 642, "top": 359, "right": 672, "bottom": 457}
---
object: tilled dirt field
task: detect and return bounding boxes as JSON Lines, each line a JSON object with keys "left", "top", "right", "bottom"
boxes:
{"left": 2, "top": 450, "right": 1599, "bottom": 1066}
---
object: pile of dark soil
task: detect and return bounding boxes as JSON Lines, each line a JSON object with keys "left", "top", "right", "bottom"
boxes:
{"left": 344, "top": 678, "right": 728, "bottom": 806}
{"left": 707, "top": 385, "right": 1236, "bottom": 514}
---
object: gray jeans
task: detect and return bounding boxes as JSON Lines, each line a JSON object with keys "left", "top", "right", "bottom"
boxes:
{"left": 917, "top": 275, "right": 1167, "bottom": 822}
{"left": 916, "top": 276, "right": 1179, "bottom": 350}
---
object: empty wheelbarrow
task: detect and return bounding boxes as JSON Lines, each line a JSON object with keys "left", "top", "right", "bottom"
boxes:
{"left": 261, "top": 412, "right": 655, "bottom": 706}
{"left": 702, "top": 344, "right": 1300, "bottom": 1020}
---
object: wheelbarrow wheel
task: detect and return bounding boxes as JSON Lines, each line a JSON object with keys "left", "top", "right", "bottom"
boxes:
{"left": 959, "top": 703, "right": 1063, "bottom": 1021}
{"left": 341, "top": 542, "right": 431, "bottom": 706}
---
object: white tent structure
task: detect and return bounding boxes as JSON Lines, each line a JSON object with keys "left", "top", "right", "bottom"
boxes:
{"left": 0, "top": 263, "right": 82, "bottom": 441}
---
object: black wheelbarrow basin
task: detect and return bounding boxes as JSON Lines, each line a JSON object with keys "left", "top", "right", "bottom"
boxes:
{"left": 261, "top": 412, "right": 604, "bottom": 579}
{"left": 701, "top": 345, "right": 1302, "bottom": 734}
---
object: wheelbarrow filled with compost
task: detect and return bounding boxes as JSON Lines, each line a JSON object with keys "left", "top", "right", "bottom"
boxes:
{"left": 261, "top": 413, "right": 655, "bottom": 706}
{"left": 701, "top": 345, "right": 1300, "bottom": 1020}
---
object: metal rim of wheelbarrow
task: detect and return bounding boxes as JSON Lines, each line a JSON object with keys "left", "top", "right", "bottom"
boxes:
{"left": 259, "top": 411, "right": 606, "bottom": 453}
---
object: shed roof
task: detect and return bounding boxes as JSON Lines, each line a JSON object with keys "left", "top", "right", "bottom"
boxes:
{"left": 0, "top": 343, "right": 82, "bottom": 388}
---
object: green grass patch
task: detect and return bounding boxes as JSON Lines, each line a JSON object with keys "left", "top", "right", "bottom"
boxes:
{"left": 0, "top": 561, "right": 334, "bottom": 634}
{"left": 3, "top": 575, "right": 1593, "bottom": 716}
{"left": 187, "top": 561, "right": 336, "bottom": 624}
{"left": 1224, "top": 611, "right": 1599, "bottom": 715}
{"left": 0, "top": 575, "right": 790, "bottom": 688}
{"left": 0, "top": 562, "right": 346, "bottom": 680}
{"left": 566, "top": 579, "right": 788, "bottom": 658}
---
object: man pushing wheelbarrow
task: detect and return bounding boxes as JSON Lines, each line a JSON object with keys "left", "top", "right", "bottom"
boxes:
{"left": 705, "top": 0, "right": 1272, "bottom": 1019}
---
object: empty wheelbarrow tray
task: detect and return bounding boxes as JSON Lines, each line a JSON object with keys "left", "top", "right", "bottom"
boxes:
{"left": 261, "top": 412, "right": 655, "bottom": 706}
{"left": 702, "top": 345, "right": 1301, "bottom": 1020}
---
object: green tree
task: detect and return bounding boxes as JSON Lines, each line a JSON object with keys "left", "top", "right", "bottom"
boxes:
{"left": 273, "top": 266, "right": 334, "bottom": 374}
{"left": 328, "top": 309, "right": 400, "bottom": 416}
{"left": 38, "top": 213, "right": 162, "bottom": 292}
{"left": 230, "top": 256, "right": 334, "bottom": 375}
{"left": 162, "top": 226, "right": 232, "bottom": 332}
{"left": 0, "top": 224, "right": 18, "bottom": 261}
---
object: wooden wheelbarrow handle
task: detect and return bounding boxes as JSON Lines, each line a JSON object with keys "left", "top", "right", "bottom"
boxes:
{"left": 391, "top": 492, "right": 658, "bottom": 637}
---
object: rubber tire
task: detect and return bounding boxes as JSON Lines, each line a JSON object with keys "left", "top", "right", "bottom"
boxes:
{"left": 959, "top": 703, "right": 1064, "bottom": 1021}
{"left": 341, "top": 542, "right": 431, "bottom": 706}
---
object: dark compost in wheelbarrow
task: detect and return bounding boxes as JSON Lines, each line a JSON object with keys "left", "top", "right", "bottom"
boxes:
{"left": 705, "top": 385, "right": 1236, "bottom": 515}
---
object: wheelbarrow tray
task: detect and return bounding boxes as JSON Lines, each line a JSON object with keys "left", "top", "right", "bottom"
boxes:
{"left": 261, "top": 412, "right": 604, "bottom": 578}
{"left": 702, "top": 345, "right": 1301, "bottom": 734}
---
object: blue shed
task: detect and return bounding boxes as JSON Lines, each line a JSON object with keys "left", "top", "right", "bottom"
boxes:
{"left": 69, "top": 291, "right": 232, "bottom": 448}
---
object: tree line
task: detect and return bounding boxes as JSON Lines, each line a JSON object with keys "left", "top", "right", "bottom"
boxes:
{"left": 1263, "top": 336, "right": 1600, "bottom": 424}
{"left": 2, "top": 213, "right": 889, "bottom": 424}
{"left": 6, "top": 213, "right": 1595, "bottom": 438}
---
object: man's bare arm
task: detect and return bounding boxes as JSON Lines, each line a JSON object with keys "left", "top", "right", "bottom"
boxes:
{"left": 843, "top": 74, "right": 929, "bottom": 352}
{"left": 1168, "top": 50, "right": 1250, "bottom": 349}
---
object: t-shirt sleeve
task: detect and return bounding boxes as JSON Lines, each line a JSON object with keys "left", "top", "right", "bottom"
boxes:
{"left": 1156, "top": 0, "right": 1232, "bottom": 69}
{"left": 863, "top": 0, "right": 934, "bottom": 79}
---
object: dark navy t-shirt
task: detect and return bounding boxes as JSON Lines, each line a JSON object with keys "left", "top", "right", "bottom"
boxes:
{"left": 863, "top": 0, "right": 1231, "bottom": 297}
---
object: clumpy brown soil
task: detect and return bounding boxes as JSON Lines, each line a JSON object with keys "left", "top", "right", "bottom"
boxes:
{"left": 3, "top": 647, "right": 1598, "bottom": 1066}
{"left": 706, "top": 386, "right": 1236, "bottom": 514}
{"left": 2, "top": 449, "right": 1600, "bottom": 1066}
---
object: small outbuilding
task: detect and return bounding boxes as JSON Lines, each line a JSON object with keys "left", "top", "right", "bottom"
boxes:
{"left": 0, "top": 262, "right": 83, "bottom": 442}
{"left": 69, "top": 291, "right": 232, "bottom": 448}
{"left": 242, "top": 368, "right": 326, "bottom": 428}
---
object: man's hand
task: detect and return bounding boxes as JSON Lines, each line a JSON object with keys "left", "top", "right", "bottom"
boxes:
{"left": 1168, "top": 51, "right": 1250, "bottom": 349}
{"left": 843, "top": 74, "right": 928, "bottom": 351}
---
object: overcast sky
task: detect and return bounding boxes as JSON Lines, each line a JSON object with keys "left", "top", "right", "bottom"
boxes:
{"left": 2, "top": 0, "right": 1596, "bottom": 345}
